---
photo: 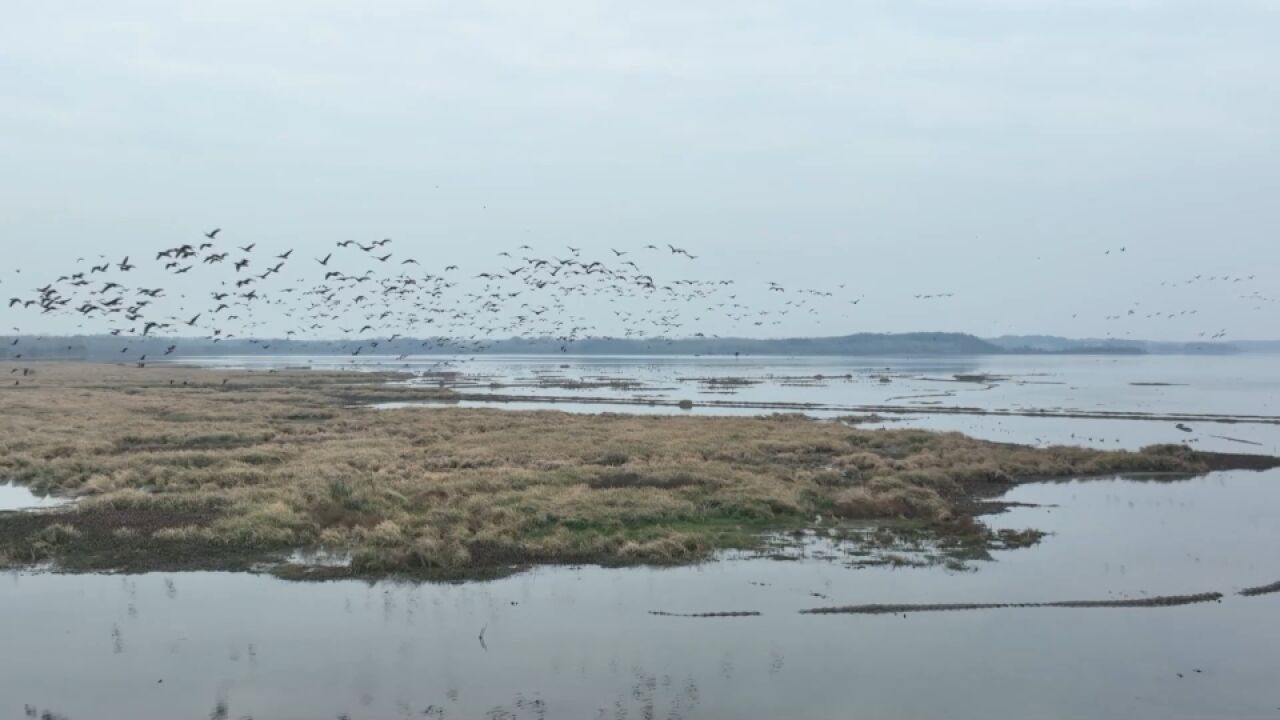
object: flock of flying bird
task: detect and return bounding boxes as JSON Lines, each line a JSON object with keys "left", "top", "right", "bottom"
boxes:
{"left": 2, "top": 229, "right": 879, "bottom": 366}
{"left": 0, "top": 232, "right": 1270, "bottom": 371}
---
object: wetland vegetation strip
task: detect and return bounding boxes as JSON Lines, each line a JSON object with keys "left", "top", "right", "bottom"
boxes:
{"left": 648, "top": 610, "right": 763, "bottom": 618}
{"left": 1239, "top": 581, "right": 1280, "bottom": 597}
{"left": 800, "top": 592, "right": 1225, "bottom": 614}
{"left": 437, "top": 390, "right": 1280, "bottom": 425}
{"left": 1210, "top": 435, "right": 1265, "bottom": 446}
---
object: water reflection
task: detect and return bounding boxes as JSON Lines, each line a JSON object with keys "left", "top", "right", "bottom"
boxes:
{"left": 3, "top": 469, "right": 1278, "bottom": 719}
{"left": 0, "top": 483, "right": 68, "bottom": 511}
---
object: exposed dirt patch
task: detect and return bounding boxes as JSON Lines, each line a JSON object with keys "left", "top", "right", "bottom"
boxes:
{"left": 1194, "top": 451, "right": 1280, "bottom": 472}
{"left": 0, "top": 506, "right": 278, "bottom": 572}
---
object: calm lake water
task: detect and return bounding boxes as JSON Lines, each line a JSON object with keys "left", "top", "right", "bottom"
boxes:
{"left": 4, "top": 470, "right": 1279, "bottom": 720}
{"left": 177, "top": 353, "right": 1280, "bottom": 454}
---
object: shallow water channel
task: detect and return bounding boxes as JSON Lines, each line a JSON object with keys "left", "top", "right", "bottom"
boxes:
{"left": 4, "top": 469, "right": 1278, "bottom": 719}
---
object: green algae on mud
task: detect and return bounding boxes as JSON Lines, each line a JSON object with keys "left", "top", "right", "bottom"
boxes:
{"left": 0, "top": 362, "right": 1277, "bottom": 580}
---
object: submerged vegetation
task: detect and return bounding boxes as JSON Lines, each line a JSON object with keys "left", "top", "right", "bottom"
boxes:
{"left": 0, "top": 362, "right": 1270, "bottom": 579}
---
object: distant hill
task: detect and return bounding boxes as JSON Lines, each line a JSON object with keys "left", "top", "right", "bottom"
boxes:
{"left": 1225, "top": 340, "right": 1280, "bottom": 354}
{"left": 3, "top": 332, "right": 1275, "bottom": 360}
{"left": 1, "top": 332, "right": 1003, "bottom": 359}
{"left": 984, "top": 335, "right": 1146, "bottom": 354}
{"left": 984, "top": 335, "right": 1270, "bottom": 355}
{"left": 538, "top": 332, "right": 1005, "bottom": 356}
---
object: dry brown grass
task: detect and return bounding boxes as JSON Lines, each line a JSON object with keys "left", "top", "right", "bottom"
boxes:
{"left": 0, "top": 361, "right": 1235, "bottom": 576}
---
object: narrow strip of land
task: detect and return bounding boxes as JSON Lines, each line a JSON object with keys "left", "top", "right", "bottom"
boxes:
{"left": 423, "top": 390, "right": 1280, "bottom": 426}
{"left": 800, "top": 592, "right": 1225, "bottom": 614}
{"left": 1239, "top": 580, "right": 1280, "bottom": 597}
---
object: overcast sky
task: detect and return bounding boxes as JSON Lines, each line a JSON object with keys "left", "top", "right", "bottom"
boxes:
{"left": 2, "top": 0, "right": 1277, "bottom": 341}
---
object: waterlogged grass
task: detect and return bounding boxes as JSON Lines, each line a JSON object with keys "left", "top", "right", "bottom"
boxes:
{"left": 0, "top": 362, "right": 1253, "bottom": 578}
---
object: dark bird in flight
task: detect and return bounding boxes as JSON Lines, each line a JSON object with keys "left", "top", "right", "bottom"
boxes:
{"left": 238, "top": 244, "right": 256, "bottom": 252}
{"left": 205, "top": 228, "right": 221, "bottom": 239}
{"left": 316, "top": 253, "right": 332, "bottom": 266}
